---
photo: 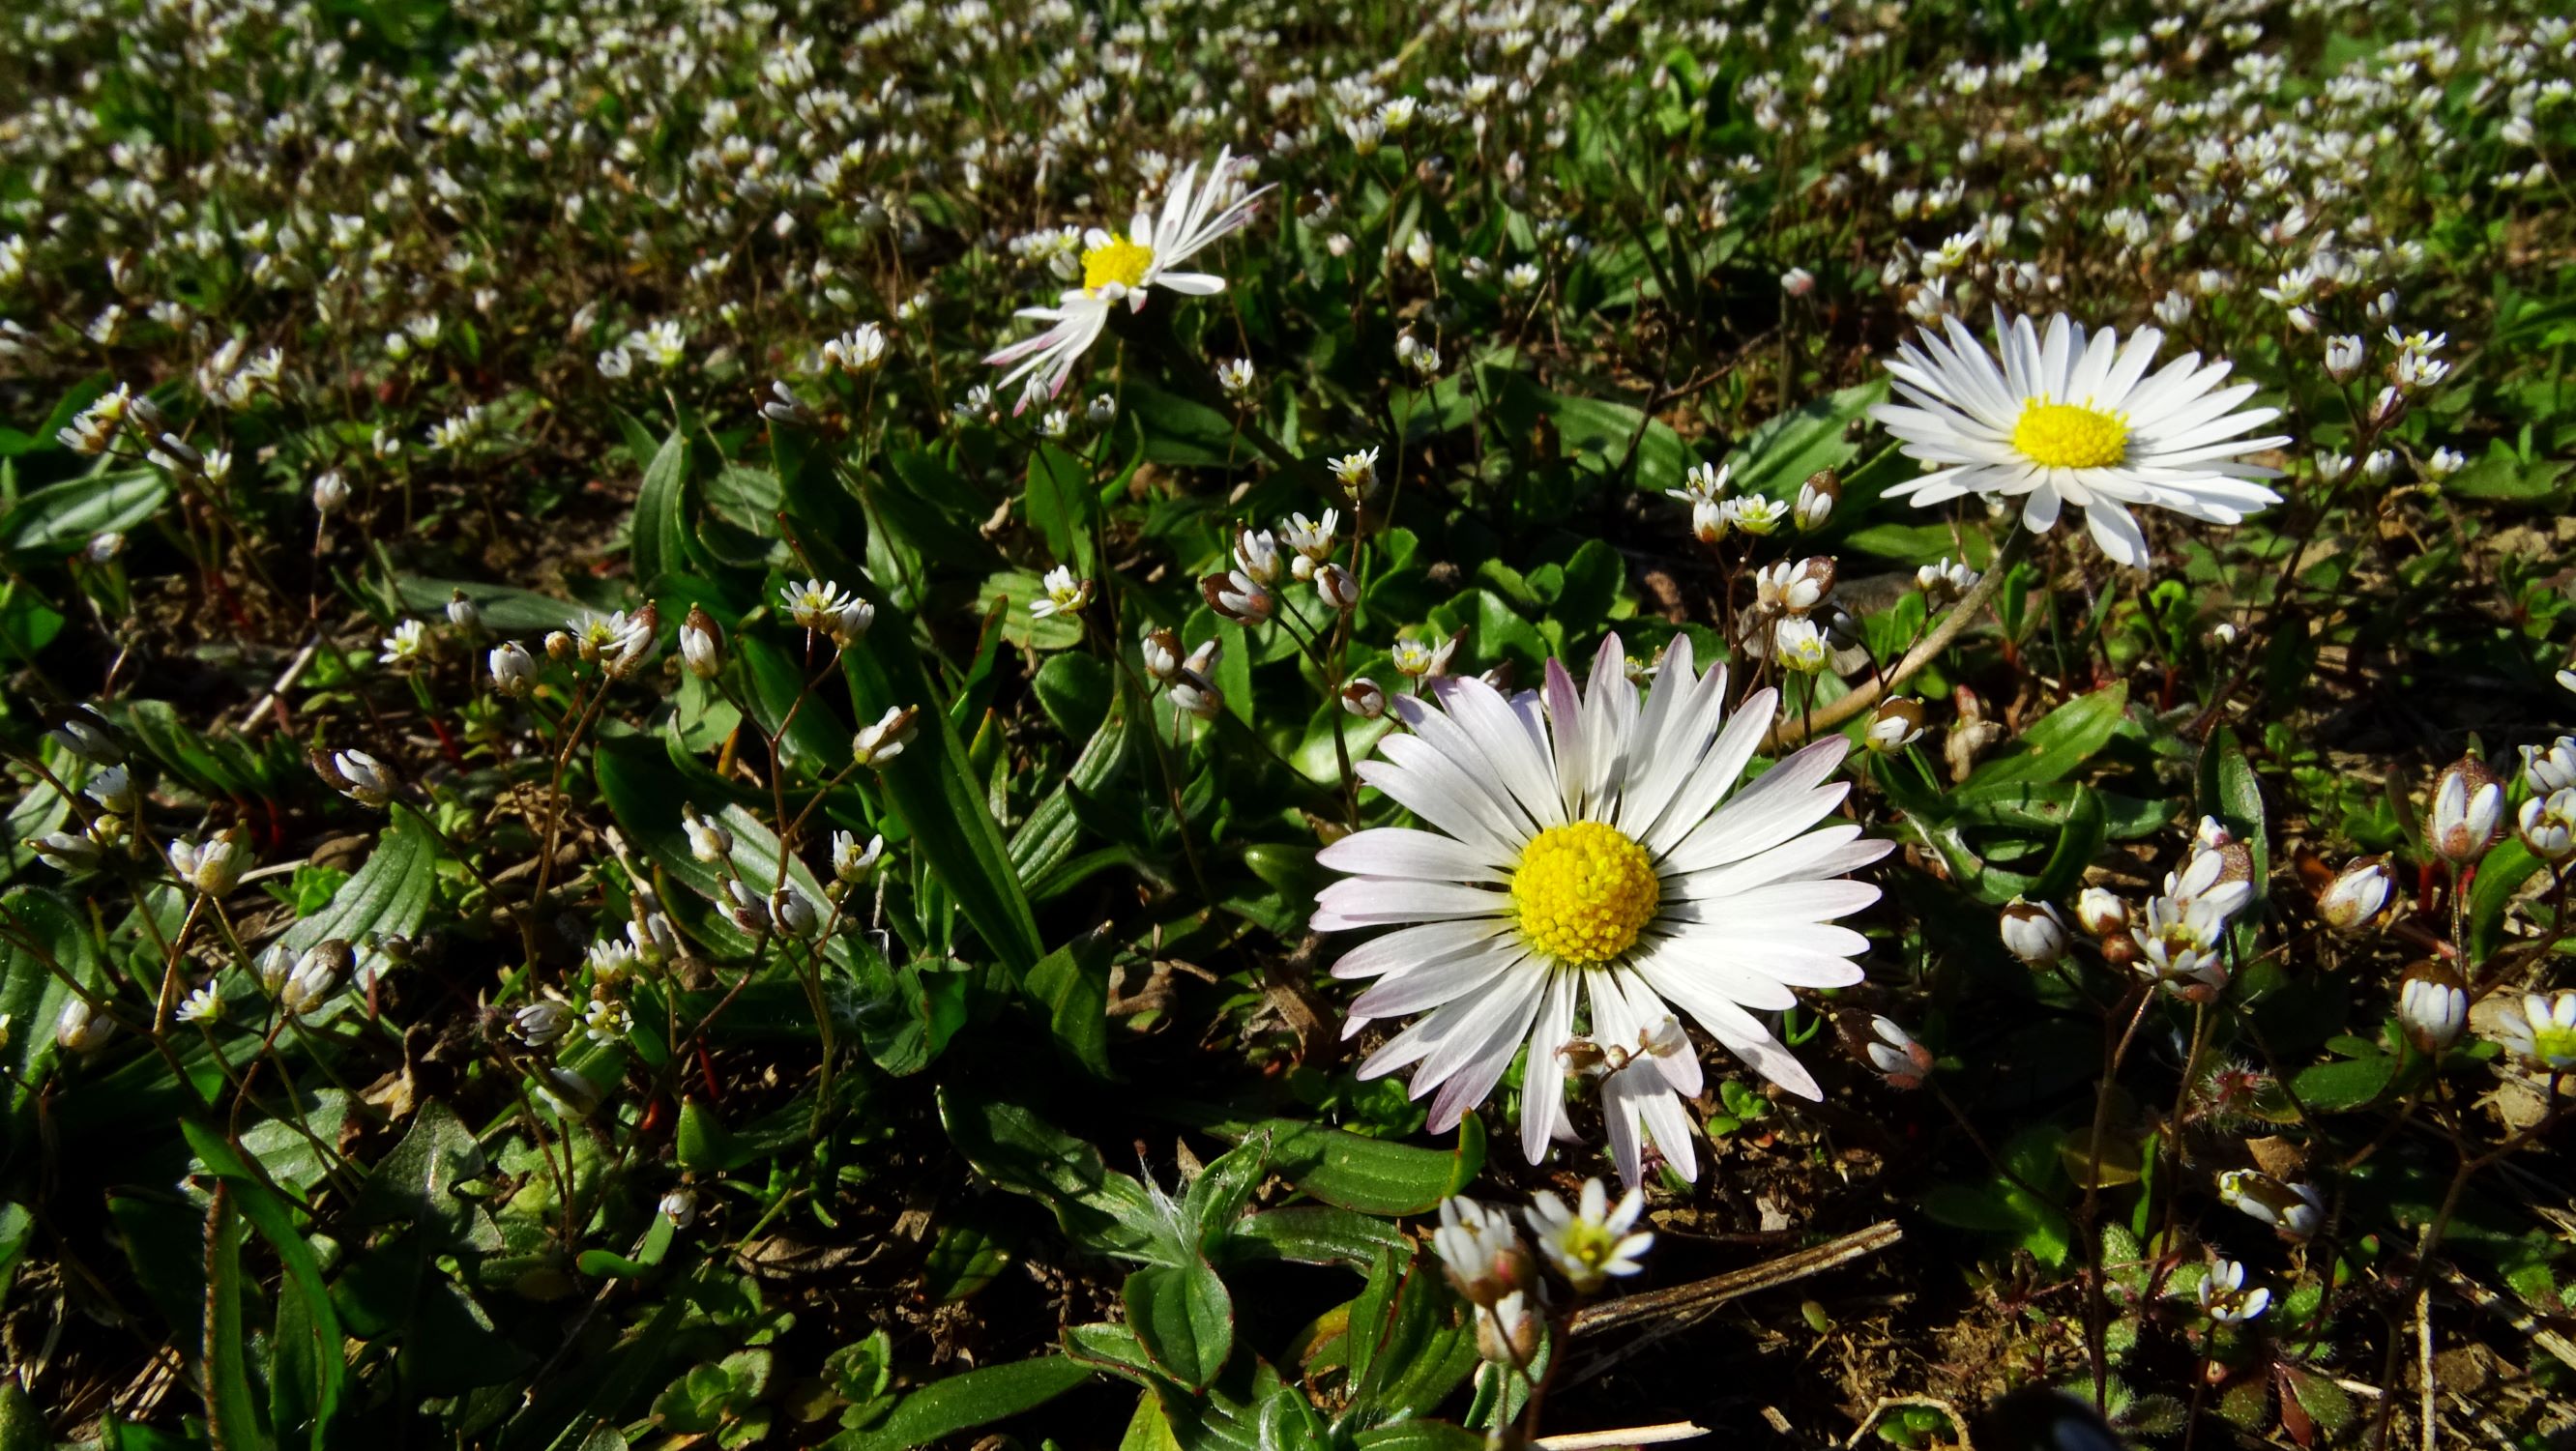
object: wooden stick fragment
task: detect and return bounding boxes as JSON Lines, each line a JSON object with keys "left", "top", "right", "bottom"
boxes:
{"left": 1569, "top": 1220, "right": 1904, "bottom": 1338}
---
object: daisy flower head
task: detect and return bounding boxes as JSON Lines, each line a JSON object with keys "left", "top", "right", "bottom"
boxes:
{"left": 1312, "top": 633, "right": 1891, "bottom": 1187}
{"left": 1869, "top": 308, "right": 2290, "bottom": 566}
{"left": 984, "top": 150, "right": 1273, "bottom": 409}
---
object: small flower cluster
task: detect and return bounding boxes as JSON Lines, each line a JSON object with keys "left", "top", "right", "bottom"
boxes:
{"left": 1429, "top": 1178, "right": 1654, "bottom": 1370}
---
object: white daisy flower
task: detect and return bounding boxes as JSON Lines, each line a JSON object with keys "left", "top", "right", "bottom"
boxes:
{"left": 1312, "top": 634, "right": 1890, "bottom": 1187}
{"left": 984, "top": 149, "right": 1273, "bottom": 408}
{"left": 1869, "top": 308, "right": 2290, "bottom": 566}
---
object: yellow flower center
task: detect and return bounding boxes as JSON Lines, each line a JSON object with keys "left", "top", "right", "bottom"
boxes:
{"left": 2011, "top": 399, "right": 2128, "bottom": 470}
{"left": 1511, "top": 821, "right": 1660, "bottom": 965}
{"left": 1081, "top": 235, "right": 1155, "bottom": 294}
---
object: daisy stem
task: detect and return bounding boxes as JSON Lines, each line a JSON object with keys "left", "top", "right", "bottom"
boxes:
{"left": 1769, "top": 526, "right": 2030, "bottom": 748}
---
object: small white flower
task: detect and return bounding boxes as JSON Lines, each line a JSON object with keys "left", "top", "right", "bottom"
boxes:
{"left": 1732, "top": 496, "right": 1789, "bottom": 536}
{"left": 1771, "top": 617, "right": 1831, "bottom": 674}
{"left": 834, "top": 831, "right": 885, "bottom": 882}
{"left": 1329, "top": 448, "right": 1380, "bottom": 494}
{"left": 582, "top": 998, "right": 634, "bottom": 1044}
{"left": 280, "top": 941, "right": 351, "bottom": 1015}
{"left": 1526, "top": 1178, "right": 1654, "bottom": 1293}
{"left": 32, "top": 830, "right": 103, "bottom": 872}
{"left": 1215, "top": 358, "right": 1256, "bottom": 395}
{"left": 379, "top": 619, "right": 428, "bottom": 665}
{"left": 1028, "top": 566, "right": 1094, "bottom": 620}
{"left": 178, "top": 984, "right": 225, "bottom": 1026}
{"left": 2198, "top": 1258, "right": 2270, "bottom": 1324}
{"left": 2492, "top": 991, "right": 2576, "bottom": 1071}
{"left": 83, "top": 765, "right": 137, "bottom": 814}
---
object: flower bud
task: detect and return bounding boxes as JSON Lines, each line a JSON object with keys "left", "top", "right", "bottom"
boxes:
{"left": 1859, "top": 1015, "right": 1934, "bottom": 1089}
{"left": 490, "top": 641, "right": 539, "bottom": 696}
{"left": 659, "top": 1187, "right": 699, "bottom": 1228}
{"left": 2317, "top": 856, "right": 2392, "bottom": 933}
{"left": 723, "top": 878, "right": 773, "bottom": 935}
{"left": 681, "top": 605, "right": 725, "bottom": 680}
{"left": 1342, "top": 678, "right": 1388, "bottom": 719}
{"left": 1863, "top": 697, "right": 1923, "bottom": 754}
{"left": 49, "top": 713, "right": 123, "bottom": 766}
{"left": 852, "top": 706, "right": 919, "bottom": 768}
{"left": 168, "top": 835, "right": 245, "bottom": 896}
{"left": 1169, "top": 671, "right": 1223, "bottom": 720}
{"left": 543, "top": 630, "right": 576, "bottom": 662}
{"left": 2074, "top": 887, "right": 2128, "bottom": 938}
{"left": 2217, "top": 1169, "right": 2324, "bottom": 1240}
{"left": 312, "top": 470, "right": 351, "bottom": 513}
{"left": 281, "top": 939, "right": 353, "bottom": 1015}
{"left": 1141, "top": 628, "right": 1183, "bottom": 682}
{"left": 2000, "top": 898, "right": 2070, "bottom": 966}
{"left": 512, "top": 1001, "right": 574, "bottom": 1047}
{"left": 680, "top": 804, "right": 734, "bottom": 864}
{"left": 56, "top": 997, "right": 113, "bottom": 1055}
{"left": 1315, "top": 562, "right": 1361, "bottom": 612}
{"left": 2425, "top": 757, "right": 2503, "bottom": 866}
{"left": 446, "top": 590, "right": 483, "bottom": 633}
{"left": 2395, "top": 960, "right": 2467, "bottom": 1053}
{"left": 314, "top": 748, "right": 395, "bottom": 807}
{"left": 1474, "top": 1292, "right": 1541, "bottom": 1368}
{"left": 1794, "top": 469, "right": 1839, "bottom": 531}
{"left": 771, "top": 885, "right": 819, "bottom": 938}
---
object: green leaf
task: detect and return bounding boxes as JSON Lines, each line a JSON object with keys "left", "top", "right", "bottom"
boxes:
{"left": 2468, "top": 838, "right": 2543, "bottom": 963}
{"left": 842, "top": 602, "right": 1043, "bottom": 974}
{"left": 183, "top": 1124, "right": 346, "bottom": 1451}
{"left": 834, "top": 1357, "right": 1094, "bottom": 1451}
{"left": 280, "top": 806, "right": 443, "bottom": 958}
{"left": 576, "top": 1213, "right": 677, "bottom": 1278}
{"left": 937, "top": 1088, "right": 1165, "bottom": 1262}
{"left": 629, "top": 425, "right": 691, "bottom": 586}
{"left": 2, "top": 469, "right": 168, "bottom": 557}
{"left": 0, "top": 887, "right": 102, "bottom": 1112}
{"left": 2290, "top": 1048, "right": 2395, "bottom": 1112}
{"left": 2197, "top": 724, "right": 2270, "bottom": 936}
{"left": 1123, "top": 1259, "right": 1234, "bottom": 1390}
{"left": 1967, "top": 684, "right": 2130, "bottom": 789}
{"left": 394, "top": 576, "right": 578, "bottom": 634}
{"left": 1724, "top": 380, "right": 1888, "bottom": 501}
{"left": 1025, "top": 925, "right": 1116, "bottom": 1078}
{"left": 1227, "top": 1206, "right": 1410, "bottom": 1269}
{"left": 1024, "top": 445, "right": 1100, "bottom": 579}
{"left": 1164, "top": 1110, "right": 1481, "bottom": 1215}
{"left": 203, "top": 1189, "right": 275, "bottom": 1451}
{"left": 0, "top": 1370, "right": 48, "bottom": 1451}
